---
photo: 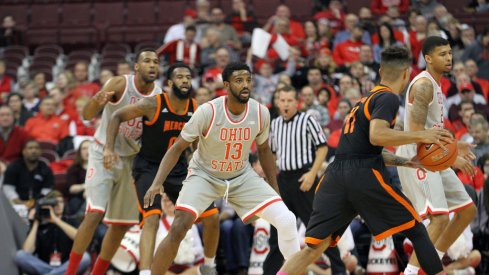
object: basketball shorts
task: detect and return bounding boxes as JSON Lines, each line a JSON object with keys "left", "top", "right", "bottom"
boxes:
{"left": 85, "top": 142, "right": 139, "bottom": 225}
{"left": 132, "top": 155, "right": 217, "bottom": 223}
{"left": 397, "top": 145, "right": 474, "bottom": 218}
{"left": 176, "top": 165, "right": 282, "bottom": 223}
{"left": 306, "top": 155, "right": 421, "bottom": 246}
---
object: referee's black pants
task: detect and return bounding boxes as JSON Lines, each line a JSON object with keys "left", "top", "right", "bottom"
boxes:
{"left": 263, "top": 168, "right": 347, "bottom": 275}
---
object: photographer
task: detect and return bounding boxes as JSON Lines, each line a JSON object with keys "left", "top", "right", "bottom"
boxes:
{"left": 15, "top": 191, "right": 90, "bottom": 275}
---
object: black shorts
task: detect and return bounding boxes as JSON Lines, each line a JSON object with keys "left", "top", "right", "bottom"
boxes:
{"left": 132, "top": 155, "right": 217, "bottom": 222}
{"left": 306, "top": 155, "right": 421, "bottom": 246}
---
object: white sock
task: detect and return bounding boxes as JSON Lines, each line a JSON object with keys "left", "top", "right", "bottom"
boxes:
{"left": 204, "top": 256, "right": 215, "bottom": 267}
{"left": 436, "top": 248, "right": 445, "bottom": 259}
{"left": 404, "top": 264, "right": 420, "bottom": 275}
{"left": 140, "top": 270, "right": 151, "bottom": 275}
{"left": 257, "top": 201, "right": 300, "bottom": 259}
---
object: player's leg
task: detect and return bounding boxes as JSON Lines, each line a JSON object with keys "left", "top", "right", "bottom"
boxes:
{"left": 133, "top": 158, "right": 164, "bottom": 274}
{"left": 279, "top": 237, "right": 332, "bottom": 275}
{"left": 431, "top": 170, "right": 476, "bottom": 253}
{"left": 151, "top": 169, "right": 221, "bottom": 275}
{"left": 66, "top": 145, "right": 110, "bottom": 275}
{"left": 358, "top": 168, "right": 443, "bottom": 275}
{"left": 200, "top": 207, "right": 220, "bottom": 272}
{"left": 151, "top": 209, "right": 197, "bottom": 275}
{"left": 92, "top": 155, "right": 140, "bottom": 275}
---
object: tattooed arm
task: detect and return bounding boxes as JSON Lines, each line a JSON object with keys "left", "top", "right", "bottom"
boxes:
{"left": 408, "top": 78, "right": 433, "bottom": 131}
{"left": 382, "top": 149, "right": 409, "bottom": 167}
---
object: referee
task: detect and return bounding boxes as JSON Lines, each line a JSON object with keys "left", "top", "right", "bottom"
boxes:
{"left": 264, "top": 85, "right": 346, "bottom": 274}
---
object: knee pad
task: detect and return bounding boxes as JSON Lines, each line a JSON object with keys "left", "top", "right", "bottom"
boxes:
{"left": 273, "top": 210, "right": 298, "bottom": 240}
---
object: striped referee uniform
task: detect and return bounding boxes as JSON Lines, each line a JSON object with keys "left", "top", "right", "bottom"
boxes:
{"left": 270, "top": 112, "right": 327, "bottom": 171}
{"left": 264, "top": 111, "right": 346, "bottom": 274}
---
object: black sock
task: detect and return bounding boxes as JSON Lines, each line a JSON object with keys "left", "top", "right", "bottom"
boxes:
{"left": 402, "top": 222, "right": 443, "bottom": 275}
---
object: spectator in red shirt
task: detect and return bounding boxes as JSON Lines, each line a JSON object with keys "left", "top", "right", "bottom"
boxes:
{"left": 409, "top": 15, "right": 428, "bottom": 65}
{"left": 264, "top": 5, "right": 305, "bottom": 42}
{"left": 225, "top": 0, "right": 257, "bottom": 44}
{"left": 49, "top": 87, "right": 76, "bottom": 123}
{"left": 313, "top": 0, "right": 345, "bottom": 35}
{"left": 371, "top": 0, "right": 410, "bottom": 16}
{"left": 69, "top": 96, "right": 95, "bottom": 137}
{"left": 202, "top": 47, "right": 230, "bottom": 97}
{"left": 333, "top": 23, "right": 365, "bottom": 67}
{"left": 24, "top": 96, "right": 69, "bottom": 144}
{"left": 465, "top": 59, "right": 489, "bottom": 100}
{"left": 66, "top": 62, "right": 100, "bottom": 109}
{"left": 157, "top": 25, "right": 201, "bottom": 70}
{"left": 302, "top": 21, "right": 329, "bottom": 58}
{"left": 0, "top": 59, "right": 14, "bottom": 103}
{"left": 0, "top": 105, "right": 30, "bottom": 167}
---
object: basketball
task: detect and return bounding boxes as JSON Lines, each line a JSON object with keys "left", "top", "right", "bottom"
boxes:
{"left": 416, "top": 141, "right": 458, "bottom": 171}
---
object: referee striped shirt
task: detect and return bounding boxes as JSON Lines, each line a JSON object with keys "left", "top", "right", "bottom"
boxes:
{"left": 270, "top": 112, "right": 327, "bottom": 171}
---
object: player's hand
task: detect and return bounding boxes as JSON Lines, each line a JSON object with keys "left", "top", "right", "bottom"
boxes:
{"left": 93, "top": 90, "right": 115, "bottom": 106}
{"left": 144, "top": 183, "right": 164, "bottom": 208}
{"left": 419, "top": 128, "right": 454, "bottom": 150}
{"left": 405, "top": 157, "right": 426, "bottom": 170}
{"left": 103, "top": 148, "right": 119, "bottom": 169}
{"left": 452, "top": 156, "right": 476, "bottom": 177}
{"left": 457, "top": 141, "right": 476, "bottom": 161}
{"left": 299, "top": 171, "right": 316, "bottom": 192}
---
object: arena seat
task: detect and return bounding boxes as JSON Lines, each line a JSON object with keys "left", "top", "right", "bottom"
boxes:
{"left": 61, "top": 2, "right": 93, "bottom": 27}
{"left": 34, "top": 44, "right": 64, "bottom": 57}
{"left": 126, "top": 1, "right": 157, "bottom": 26}
{"left": 156, "top": 0, "right": 188, "bottom": 25}
{"left": 29, "top": 4, "right": 62, "bottom": 27}
{"left": 93, "top": 1, "right": 126, "bottom": 27}
{"left": 3, "top": 45, "right": 29, "bottom": 58}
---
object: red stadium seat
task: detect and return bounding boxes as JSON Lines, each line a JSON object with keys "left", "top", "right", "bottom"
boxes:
{"left": 34, "top": 44, "right": 63, "bottom": 56}
{"left": 61, "top": 2, "right": 93, "bottom": 27}
{"left": 135, "top": 41, "right": 161, "bottom": 53}
{"left": 29, "top": 4, "right": 62, "bottom": 27}
{"left": 126, "top": 1, "right": 157, "bottom": 26}
{"left": 3, "top": 45, "right": 29, "bottom": 57}
{"left": 41, "top": 149, "right": 60, "bottom": 163}
{"left": 93, "top": 2, "right": 125, "bottom": 26}
{"left": 59, "top": 27, "right": 98, "bottom": 46}
{"left": 32, "top": 53, "right": 58, "bottom": 66}
{"left": 0, "top": 4, "right": 29, "bottom": 27}
{"left": 25, "top": 28, "right": 59, "bottom": 47}
{"left": 156, "top": 0, "right": 188, "bottom": 25}
{"left": 102, "top": 43, "right": 131, "bottom": 54}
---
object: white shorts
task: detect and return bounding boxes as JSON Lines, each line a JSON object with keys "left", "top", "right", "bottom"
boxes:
{"left": 85, "top": 142, "right": 139, "bottom": 225}
{"left": 397, "top": 145, "right": 473, "bottom": 218}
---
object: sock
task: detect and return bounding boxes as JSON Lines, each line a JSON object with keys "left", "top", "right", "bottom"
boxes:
{"left": 404, "top": 264, "right": 420, "bottom": 275}
{"left": 140, "top": 270, "right": 151, "bottom": 275}
{"left": 92, "top": 257, "right": 111, "bottom": 275}
{"left": 65, "top": 251, "right": 83, "bottom": 275}
{"left": 204, "top": 256, "right": 216, "bottom": 267}
{"left": 436, "top": 249, "right": 445, "bottom": 259}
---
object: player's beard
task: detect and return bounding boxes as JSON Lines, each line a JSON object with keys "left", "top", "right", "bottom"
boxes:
{"left": 230, "top": 88, "right": 250, "bottom": 104}
{"left": 173, "top": 85, "right": 192, "bottom": 99}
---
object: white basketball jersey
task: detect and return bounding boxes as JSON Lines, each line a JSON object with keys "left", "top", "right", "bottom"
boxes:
{"left": 94, "top": 75, "right": 162, "bottom": 156}
{"left": 404, "top": 71, "right": 445, "bottom": 131}
{"left": 398, "top": 71, "right": 445, "bottom": 158}
{"left": 181, "top": 96, "right": 270, "bottom": 179}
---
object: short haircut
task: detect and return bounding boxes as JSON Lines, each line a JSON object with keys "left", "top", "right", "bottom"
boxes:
{"left": 135, "top": 48, "right": 157, "bottom": 62}
{"left": 422, "top": 36, "right": 449, "bottom": 56}
{"left": 185, "top": 25, "right": 197, "bottom": 33}
{"left": 166, "top": 62, "right": 192, "bottom": 80}
{"left": 380, "top": 45, "right": 412, "bottom": 82}
{"left": 470, "top": 113, "right": 488, "bottom": 128}
{"left": 40, "top": 95, "right": 54, "bottom": 104}
{"left": 45, "top": 190, "right": 63, "bottom": 200}
{"left": 221, "top": 62, "right": 251, "bottom": 82}
{"left": 277, "top": 84, "right": 298, "bottom": 99}
{"left": 24, "top": 139, "right": 39, "bottom": 149}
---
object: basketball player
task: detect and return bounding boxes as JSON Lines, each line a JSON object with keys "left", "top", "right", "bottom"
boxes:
{"left": 144, "top": 62, "right": 300, "bottom": 275}
{"left": 278, "top": 46, "right": 451, "bottom": 275}
{"left": 65, "top": 49, "right": 162, "bottom": 275}
{"left": 397, "top": 36, "right": 477, "bottom": 275}
{"left": 104, "top": 63, "right": 220, "bottom": 275}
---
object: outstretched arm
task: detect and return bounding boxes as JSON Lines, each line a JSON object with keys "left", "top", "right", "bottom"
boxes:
{"left": 104, "top": 97, "right": 157, "bottom": 169}
{"left": 83, "top": 76, "right": 126, "bottom": 120}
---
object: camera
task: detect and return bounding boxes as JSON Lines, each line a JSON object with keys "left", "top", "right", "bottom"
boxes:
{"left": 35, "top": 197, "right": 59, "bottom": 220}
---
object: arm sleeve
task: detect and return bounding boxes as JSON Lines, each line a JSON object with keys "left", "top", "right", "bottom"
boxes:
{"left": 306, "top": 115, "right": 327, "bottom": 147}
{"left": 180, "top": 103, "right": 213, "bottom": 143}
{"left": 370, "top": 92, "right": 400, "bottom": 124}
{"left": 255, "top": 104, "right": 270, "bottom": 145}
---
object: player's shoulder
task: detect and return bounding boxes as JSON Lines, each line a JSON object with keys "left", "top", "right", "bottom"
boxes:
{"left": 102, "top": 75, "right": 127, "bottom": 93}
